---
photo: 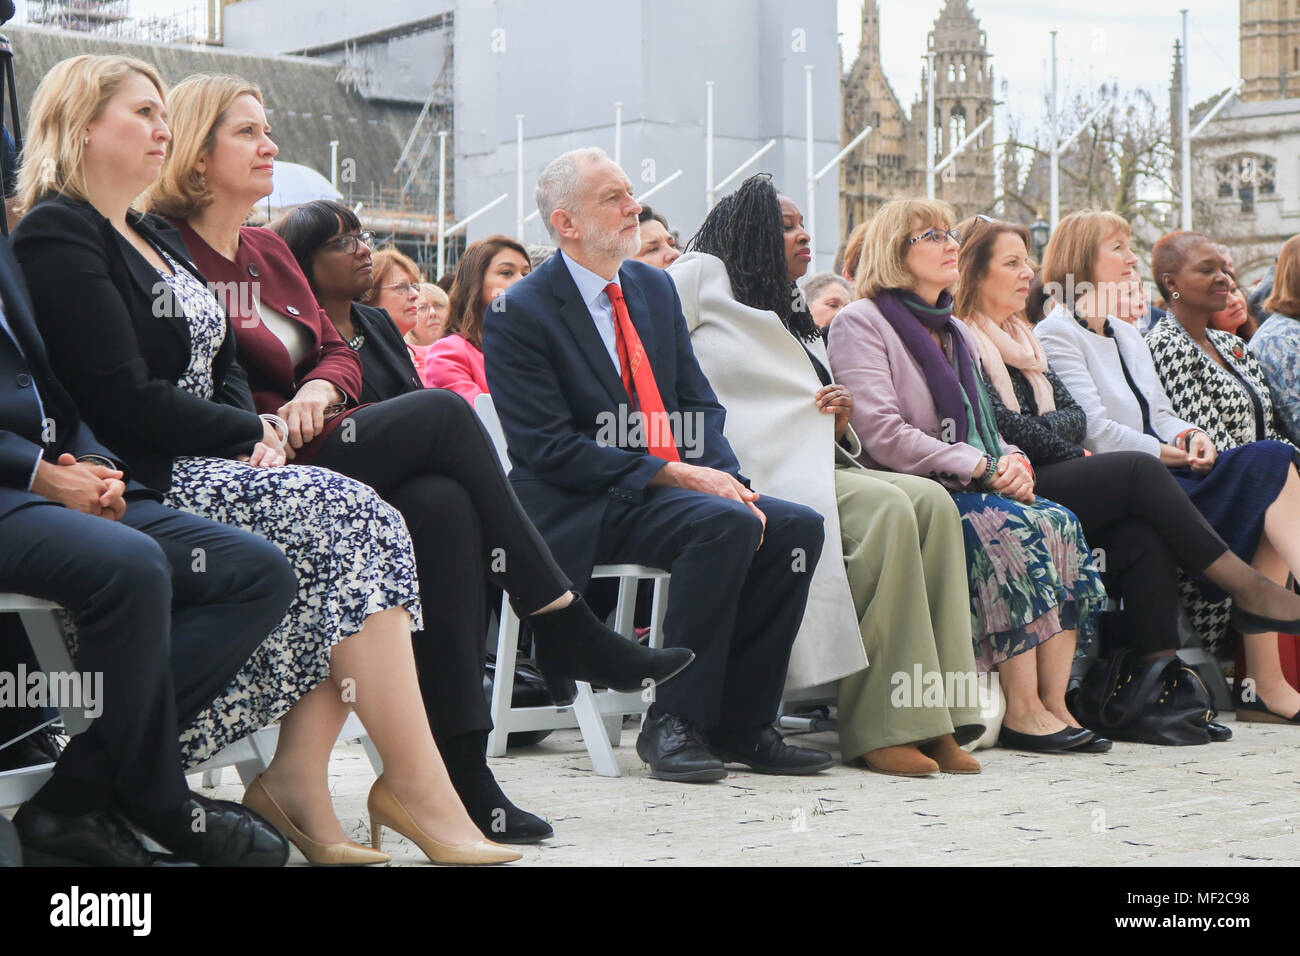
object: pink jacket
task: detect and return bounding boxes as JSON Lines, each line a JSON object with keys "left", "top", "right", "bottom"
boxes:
{"left": 423, "top": 333, "right": 488, "bottom": 402}
{"left": 826, "top": 295, "right": 1019, "bottom": 489}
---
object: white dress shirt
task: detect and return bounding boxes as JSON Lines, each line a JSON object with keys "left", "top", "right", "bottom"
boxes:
{"left": 560, "top": 250, "right": 622, "bottom": 373}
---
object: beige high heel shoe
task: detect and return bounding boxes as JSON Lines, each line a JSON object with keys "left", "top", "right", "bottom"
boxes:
{"left": 367, "top": 776, "right": 521, "bottom": 866}
{"left": 242, "top": 775, "right": 390, "bottom": 866}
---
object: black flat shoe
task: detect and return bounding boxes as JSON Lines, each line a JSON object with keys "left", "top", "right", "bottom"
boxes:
{"left": 1232, "top": 679, "right": 1300, "bottom": 725}
{"left": 1230, "top": 605, "right": 1300, "bottom": 636}
{"left": 1206, "top": 720, "right": 1233, "bottom": 741}
{"left": 528, "top": 594, "right": 695, "bottom": 706}
{"left": 997, "top": 725, "right": 1095, "bottom": 752}
{"left": 122, "top": 794, "right": 289, "bottom": 867}
{"left": 710, "top": 725, "right": 835, "bottom": 775}
{"left": 1064, "top": 731, "right": 1113, "bottom": 753}
{"left": 636, "top": 714, "right": 727, "bottom": 782}
{"left": 13, "top": 803, "right": 196, "bottom": 867}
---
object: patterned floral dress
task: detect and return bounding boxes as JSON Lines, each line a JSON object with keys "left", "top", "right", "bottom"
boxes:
{"left": 154, "top": 251, "right": 423, "bottom": 767}
{"left": 949, "top": 491, "right": 1106, "bottom": 672}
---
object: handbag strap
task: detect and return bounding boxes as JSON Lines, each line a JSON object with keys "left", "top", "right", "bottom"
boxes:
{"left": 1099, "top": 655, "right": 1173, "bottom": 726}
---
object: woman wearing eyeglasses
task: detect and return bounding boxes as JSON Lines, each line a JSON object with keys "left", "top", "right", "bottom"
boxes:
{"left": 827, "top": 198, "right": 1110, "bottom": 754}
{"left": 145, "top": 76, "right": 695, "bottom": 849}
{"left": 409, "top": 283, "right": 450, "bottom": 377}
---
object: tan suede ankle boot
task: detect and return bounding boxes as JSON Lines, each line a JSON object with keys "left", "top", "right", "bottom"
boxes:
{"left": 920, "top": 734, "right": 981, "bottom": 774}
{"left": 861, "top": 744, "right": 939, "bottom": 777}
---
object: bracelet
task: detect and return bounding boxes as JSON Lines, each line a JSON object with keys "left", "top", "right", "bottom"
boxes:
{"left": 1174, "top": 427, "right": 1203, "bottom": 451}
{"left": 978, "top": 453, "right": 998, "bottom": 490}
{"left": 76, "top": 454, "right": 118, "bottom": 470}
{"left": 259, "top": 413, "right": 289, "bottom": 449}
{"left": 1014, "top": 453, "right": 1035, "bottom": 483}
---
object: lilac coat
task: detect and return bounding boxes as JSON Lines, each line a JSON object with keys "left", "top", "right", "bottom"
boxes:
{"left": 826, "top": 295, "right": 1020, "bottom": 488}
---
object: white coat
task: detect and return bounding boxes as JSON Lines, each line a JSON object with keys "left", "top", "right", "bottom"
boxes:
{"left": 668, "top": 252, "right": 868, "bottom": 691}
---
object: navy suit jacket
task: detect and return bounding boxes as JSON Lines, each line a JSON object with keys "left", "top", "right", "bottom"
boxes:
{"left": 482, "top": 252, "right": 742, "bottom": 586}
{"left": 0, "top": 233, "right": 155, "bottom": 520}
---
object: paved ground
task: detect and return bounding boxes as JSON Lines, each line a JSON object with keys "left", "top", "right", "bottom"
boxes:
{"left": 193, "top": 715, "right": 1300, "bottom": 867}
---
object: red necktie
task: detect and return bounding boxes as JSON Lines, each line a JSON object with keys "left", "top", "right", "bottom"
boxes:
{"left": 605, "top": 282, "right": 681, "bottom": 462}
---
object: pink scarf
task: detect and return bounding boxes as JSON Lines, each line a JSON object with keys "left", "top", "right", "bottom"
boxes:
{"left": 966, "top": 312, "right": 1056, "bottom": 414}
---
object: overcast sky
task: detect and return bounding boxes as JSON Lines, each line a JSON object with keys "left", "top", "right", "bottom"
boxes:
{"left": 837, "top": 0, "right": 1240, "bottom": 141}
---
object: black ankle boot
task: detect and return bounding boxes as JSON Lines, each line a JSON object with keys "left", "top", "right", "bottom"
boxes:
{"left": 527, "top": 594, "right": 695, "bottom": 705}
{"left": 442, "top": 732, "right": 553, "bottom": 844}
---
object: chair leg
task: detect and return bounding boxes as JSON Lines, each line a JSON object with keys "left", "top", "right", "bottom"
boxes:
{"left": 572, "top": 682, "right": 621, "bottom": 777}
{"left": 18, "top": 610, "right": 91, "bottom": 736}
{"left": 487, "top": 594, "right": 521, "bottom": 758}
{"left": 201, "top": 769, "right": 223, "bottom": 788}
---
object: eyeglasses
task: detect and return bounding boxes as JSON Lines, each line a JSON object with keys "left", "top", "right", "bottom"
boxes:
{"left": 324, "top": 231, "right": 374, "bottom": 255}
{"left": 382, "top": 282, "right": 418, "bottom": 296}
{"left": 907, "top": 228, "right": 961, "bottom": 246}
{"left": 415, "top": 304, "right": 440, "bottom": 315}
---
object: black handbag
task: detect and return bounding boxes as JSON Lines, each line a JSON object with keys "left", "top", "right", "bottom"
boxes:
{"left": 1068, "top": 650, "right": 1214, "bottom": 746}
{"left": 482, "top": 654, "right": 555, "bottom": 749}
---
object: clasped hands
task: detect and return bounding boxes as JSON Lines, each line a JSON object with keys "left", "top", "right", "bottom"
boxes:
{"left": 32, "top": 453, "right": 126, "bottom": 520}
{"left": 973, "top": 454, "right": 1036, "bottom": 503}
{"left": 1160, "top": 431, "right": 1217, "bottom": 474}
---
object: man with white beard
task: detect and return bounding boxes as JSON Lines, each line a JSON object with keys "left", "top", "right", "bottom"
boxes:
{"left": 483, "top": 148, "right": 832, "bottom": 783}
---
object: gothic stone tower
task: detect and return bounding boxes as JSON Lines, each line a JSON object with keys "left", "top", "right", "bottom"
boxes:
{"left": 915, "top": 0, "right": 996, "bottom": 215}
{"left": 1241, "top": 0, "right": 1300, "bottom": 101}
{"left": 840, "top": 1, "right": 917, "bottom": 232}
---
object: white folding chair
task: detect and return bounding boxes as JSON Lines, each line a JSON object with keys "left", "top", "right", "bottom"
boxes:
{"left": 474, "top": 393, "right": 670, "bottom": 777}
{"left": 0, "top": 594, "right": 83, "bottom": 809}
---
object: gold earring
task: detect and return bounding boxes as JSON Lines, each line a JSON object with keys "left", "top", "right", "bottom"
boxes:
{"left": 82, "top": 137, "right": 89, "bottom": 146}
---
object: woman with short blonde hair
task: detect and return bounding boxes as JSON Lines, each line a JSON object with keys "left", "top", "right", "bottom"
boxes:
{"left": 142, "top": 73, "right": 260, "bottom": 221}
{"left": 828, "top": 198, "right": 1111, "bottom": 754}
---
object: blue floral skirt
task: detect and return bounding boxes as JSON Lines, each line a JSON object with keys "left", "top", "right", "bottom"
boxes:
{"left": 950, "top": 492, "right": 1107, "bottom": 673}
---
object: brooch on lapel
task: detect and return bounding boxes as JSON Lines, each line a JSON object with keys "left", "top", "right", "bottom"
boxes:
{"left": 1231, "top": 344, "right": 1245, "bottom": 361}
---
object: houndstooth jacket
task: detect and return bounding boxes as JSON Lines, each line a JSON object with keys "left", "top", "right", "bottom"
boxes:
{"left": 1144, "top": 315, "right": 1294, "bottom": 452}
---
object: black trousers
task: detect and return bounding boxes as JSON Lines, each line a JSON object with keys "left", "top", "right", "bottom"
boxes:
{"left": 593, "top": 486, "right": 824, "bottom": 732}
{"left": 1036, "top": 451, "right": 1229, "bottom": 656}
{"left": 0, "top": 498, "right": 295, "bottom": 815}
{"left": 314, "top": 388, "right": 572, "bottom": 742}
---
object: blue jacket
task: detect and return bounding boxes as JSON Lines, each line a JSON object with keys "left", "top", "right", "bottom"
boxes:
{"left": 482, "top": 253, "right": 742, "bottom": 586}
{"left": 0, "top": 233, "right": 153, "bottom": 520}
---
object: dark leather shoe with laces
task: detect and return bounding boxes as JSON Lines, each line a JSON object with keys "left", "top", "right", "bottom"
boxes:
{"left": 636, "top": 714, "right": 727, "bottom": 782}
{"left": 13, "top": 803, "right": 196, "bottom": 867}
{"left": 710, "top": 725, "right": 834, "bottom": 775}
{"left": 123, "top": 794, "right": 289, "bottom": 867}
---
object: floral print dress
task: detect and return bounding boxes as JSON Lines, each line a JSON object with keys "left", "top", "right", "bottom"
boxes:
{"left": 949, "top": 490, "right": 1106, "bottom": 672}
{"left": 155, "top": 251, "right": 423, "bottom": 767}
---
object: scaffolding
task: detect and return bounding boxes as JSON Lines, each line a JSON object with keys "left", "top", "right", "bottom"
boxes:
{"left": 24, "top": 0, "right": 129, "bottom": 31}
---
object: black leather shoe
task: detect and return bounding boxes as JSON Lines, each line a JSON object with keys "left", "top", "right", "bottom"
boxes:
{"left": 123, "top": 794, "right": 289, "bottom": 867}
{"left": 636, "top": 714, "right": 727, "bottom": 782}
{"left": 1206, "top": 720, "right": 1233, "bottom": 742}
{"left": 1233, "top": 677, "right": 1300, "bottom": 725}
{"left": 710, "top": 725, "right": 834, "bottom": 775}
{"left": 997, "top": 725, "right": 1095, "bottom": 752}
{"left": 1064, "top": 731, "right": 1113, "bottom": 753}
{"left": 528, "top": 594, "right": 695, "bottom": 705}
{"left": 0, "top": 728, "right": 63, "bottom": 772}
{"left": 13, "top": 803, "right": 196, "bottom": 867}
